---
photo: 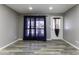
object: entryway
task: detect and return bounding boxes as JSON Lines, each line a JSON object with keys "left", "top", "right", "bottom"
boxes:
{"left": 23, "top": 16, "right": 46, "bottom": 41}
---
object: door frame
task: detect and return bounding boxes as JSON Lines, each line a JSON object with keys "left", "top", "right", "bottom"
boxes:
{"left": 23, "top": 16, "right": 46, "bottom": 41}
{"left": 50, "top": 16, "right": 63, "bottom": 40}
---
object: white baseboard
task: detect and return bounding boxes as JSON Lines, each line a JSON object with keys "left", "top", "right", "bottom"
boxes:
{"left": 18, "top": 38, "right": 23, "bottom": 40}
{"left": 47, "top": 39, "right": 63, "bottom": 41}
{"left": 0, "top": 39, "right": 19, "bottom": 51}
{"left": 63, "top": 39, "right": 79, "bottom": 50}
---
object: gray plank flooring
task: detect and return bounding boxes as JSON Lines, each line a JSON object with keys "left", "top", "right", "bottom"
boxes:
{"left": 0, "top": 40, "right": 79, "bottom": 55}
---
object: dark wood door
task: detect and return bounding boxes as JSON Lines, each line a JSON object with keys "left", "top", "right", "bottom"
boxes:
{"left": 23, "top": 16, "right": 46, "bottom": 41}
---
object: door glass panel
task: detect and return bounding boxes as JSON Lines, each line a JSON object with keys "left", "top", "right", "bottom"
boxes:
{"left": 36, "top": 29, "right": 44, "bottom": 36}
{"left": 26, "top": 29, "right": 30, "bottom": 36}
{"left": 27, "top": 19, "right": 30, "bottom": 28}
{"left": 39, "top": 18, "right": 44, "bottom": 20}
{"left": 36, "top": 29, "right": 38, "bottom": 36}
{"left": 56, "top": 19, "right": 60, "bottom": 29}
{"left": 31, "top": 29, "right": 34, "bottom": 36}
{"left": 31, "top": 20, "right": 34, "bottom": 28}
{"left": 36, "top": 21, "right": 44, "bottom": 28}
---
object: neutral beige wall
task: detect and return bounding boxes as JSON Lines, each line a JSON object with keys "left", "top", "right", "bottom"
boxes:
{"left": 0, "top": 5, "right": 19, "bottom": 48}
{"left": 64, "top": 5, "right": 79, "bottom": 48}
{"left": 18, "top": 15, "right": 24, "bottom": 39}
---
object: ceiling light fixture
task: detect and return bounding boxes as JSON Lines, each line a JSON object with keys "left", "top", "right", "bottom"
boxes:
{"left": 49, "top": 6, "right": 53, "bottom": 10}
{"left": 29, "top": 6, "right": 33, "bottom": 10}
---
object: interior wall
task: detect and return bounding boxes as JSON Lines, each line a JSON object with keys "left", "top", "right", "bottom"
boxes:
{"left": 64, "top": 5, "right": 79, "bottom": 48}
{"left": 18, "top": 14, "right": 63, "bottom": 40}
{"left": 0, "top": 5, "right": 19, "bottom": 48}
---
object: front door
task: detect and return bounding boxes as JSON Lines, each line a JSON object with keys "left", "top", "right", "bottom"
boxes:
{"left": 23, "top": 16, "right": 46, "bottom": 41}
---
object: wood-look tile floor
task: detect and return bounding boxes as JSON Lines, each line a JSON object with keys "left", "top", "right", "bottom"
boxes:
{"left": 0, "top": 40, "right": 79, "bottom": 55}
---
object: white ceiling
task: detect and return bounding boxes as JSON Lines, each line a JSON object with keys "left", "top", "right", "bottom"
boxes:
{"left": 6, "top": 4, "right": 75, "bottom": 14}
